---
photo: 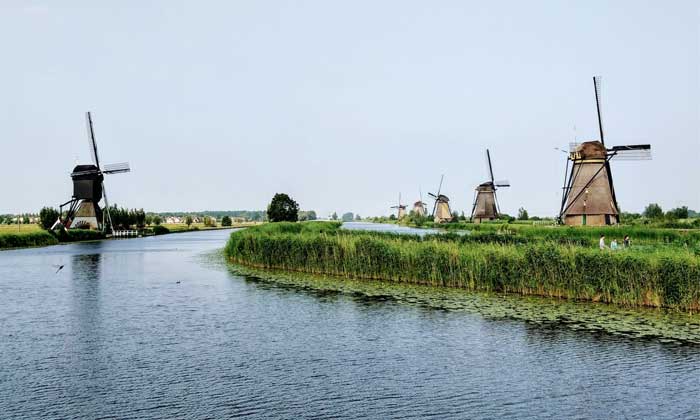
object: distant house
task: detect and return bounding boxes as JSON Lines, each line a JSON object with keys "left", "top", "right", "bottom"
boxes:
{"left": 165, "top": 216, "right": 182, "bottom": 224}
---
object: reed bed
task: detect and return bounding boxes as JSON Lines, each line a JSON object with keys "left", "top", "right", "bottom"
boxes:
{"left": 225, "top": 222, "right": 700, "bottom": 310}
{"left": 432, "top": 222, "right": 700, "bottom": 246}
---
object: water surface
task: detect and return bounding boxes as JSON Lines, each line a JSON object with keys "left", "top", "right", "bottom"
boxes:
{"left": 1, "top": 230, "right": 698, "bottom": 419}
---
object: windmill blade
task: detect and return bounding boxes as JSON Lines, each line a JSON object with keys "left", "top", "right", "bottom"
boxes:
{"left": 101, "top": 182, "right": 114, "bottom": 235}
{"left": 427, "top": 192, "right": 437, "bottom": 198}
{"left": 103, "top": 162, "right": 131, "bottom": 174}
{"left": 436, "top": 175, "right": 444, "bottom": 196}
{"left": 609, "top": 144, "right": 652, "bottom": 160}
{"left": 593, "top": 76, "right": 605, "bottom": 145}
{"left": 486, "top": 150, "right": 494, "bottom": 183}
{"left": 85, "top": 112, "right": 101, "bottom": 169}
{"left": 494, "top": 180, "right": 510, "bottom": 187}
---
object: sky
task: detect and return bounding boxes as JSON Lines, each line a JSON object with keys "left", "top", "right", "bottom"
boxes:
{"left": 1, "top": 0, "right": 698, "bottom": 217}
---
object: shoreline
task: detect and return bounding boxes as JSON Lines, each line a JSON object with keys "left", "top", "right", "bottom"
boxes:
{"left": 0, "top": 224, "right": 250, "bottom": 251}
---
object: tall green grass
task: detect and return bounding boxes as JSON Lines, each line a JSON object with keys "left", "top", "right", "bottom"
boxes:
{"left": 0, "top": 231, "right": 59, "bottom": 249}
{"left": 225, "top": 222, "right": 700, "bottom": 310}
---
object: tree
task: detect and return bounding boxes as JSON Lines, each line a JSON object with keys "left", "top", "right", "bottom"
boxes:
{"left": 643, "top": 203, "right": 663, "bottom": 219}
{"left": 341, "top": 212, "right": 354, "bottom": 222}
{"left": 134, "top": 209, "right": 146, "bottom": 228}
{"left": 355, "top": 214, "right": 361, "bottom": 221}
{"left": 22, "top": 215, "right": 30, "bottom": 224}
{"left": 389, "top": 214, "right": 396, "bottom": 220}
{"left": 153, "top": 215, "right": 162, "bottom": 226}
{"left": 38, "top": 207, "right": 60, "bottom": 230}
{"left": 517, "top": 207, "right": 529, "bottom": 221}
{"left": 666, "top": 206, "right": 689, "bottom": 220}
{"left": 221, "top": 216, "right": 232, "bottom": 226}
{"left": 267, "top": 193, "right": 299, "bottom": 222}
{"left": 145, "top": 215, "right": 153, "bottom": 226}
{"left": 185, "top": 215, "right": 193, "bottom": 228}
{"left": 331, "top": 212, "right": 338, "bottom": 221}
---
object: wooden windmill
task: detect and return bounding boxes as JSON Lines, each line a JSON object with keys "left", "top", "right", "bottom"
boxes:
{"left": 470, "top": 149, "right": 510, "bottom": 223}
{"left": 390, "top": 193, "right": 407, "bottom": 219}
{"left": 53, "top": 112, "right": 131, "bottom": 233}
{"left": 412, "top": 188, "right": 427, "bottom": 217}
{"left": 428, "top": 175, "right": 452, "bottom": 223}
{"left": 558, "top": 77, "right": 651, "bottom": 226}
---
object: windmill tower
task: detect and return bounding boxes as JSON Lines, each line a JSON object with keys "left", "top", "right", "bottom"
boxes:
{"left": 53, "top": 112, "right": 131, "bottom": 234}
{"left": 471, "top": 149, "right": 510, "bottom": 223}
{"left": 390, "top": 193, "right": 407, "bottom": 219}
{"left": 558, "top": 77, "right": 651, "bottom": 226}
{"left": 412, "top": 188, "right": 427, "bottom": 217}
{"left": 428, "top": 175, "right": 452, "bottom": 223}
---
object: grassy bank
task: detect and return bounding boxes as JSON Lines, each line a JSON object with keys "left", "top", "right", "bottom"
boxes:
{"left": 0, "top": 231, "right": 59, "bottom": 249}
{"left": 225, "top": 222, "right": 700, "bottom": 310}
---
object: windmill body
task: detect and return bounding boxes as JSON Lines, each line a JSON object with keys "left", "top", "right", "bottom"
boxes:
{"left": 428, "top": 175, "right": 452, "bottom": 223}
{"left": 53, "top": 112, "right": 131, "bottom": 233}
{"left": 561, "top": 141, "right": 617, "bottom": 225}
{"left": 558, "top": 77, "right": 651, "bottom": 226}
{"left": 390, "top": 193, "right": 407, "bottom": 219}
{"left": 433, "top": 195, "right": 452, "bottom": 223}
{"left": 412, "top": 200, "right": 427, "bottom": 217}
{"left": 471, "top": 150, "right": 509, "bottom": 223}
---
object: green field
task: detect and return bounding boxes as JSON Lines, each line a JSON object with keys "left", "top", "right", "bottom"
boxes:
{"left": 0, "top": 224, "right": 42, "bottom": 234}
{"left": 225, "top": 222, "right": 700, "bottom": 311}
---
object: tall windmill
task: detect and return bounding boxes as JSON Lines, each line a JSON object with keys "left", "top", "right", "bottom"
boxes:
{"left": 390, "top": 193, "right": 407, "bottom": 219}
{"left": 54, "top": 112, "right": 131, "bottom": 234}
{"left": 558, "top": 77, "right": 651, "bottom": 226}
{"left": 428, "top": 175, "right": 452, "bottom": 223}
{"left": 470, "top": 149, "right": 510, "bottom": 223}
{"left": 412, "top": 187, "right": 428, "bottom": 217}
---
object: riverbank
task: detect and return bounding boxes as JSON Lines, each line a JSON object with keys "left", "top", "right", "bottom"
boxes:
{"left": 224, "top": 222, "right": 700, "bottom": 311}
{"left": 0, "top": 222, "right": 256, "bottom": 251}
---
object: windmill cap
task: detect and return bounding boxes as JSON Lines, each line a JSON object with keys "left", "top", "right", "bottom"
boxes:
{"left": 574, "top": 141, "right": 607, "bottom": 159}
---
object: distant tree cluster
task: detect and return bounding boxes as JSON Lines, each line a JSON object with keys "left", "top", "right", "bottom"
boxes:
{"left": 221, "top": 216, "right": 232, "bottom": 226}
{"left": 298, "top": 210, "right": 318, "bottom": 221}
{"left": 106, "top": 206, "right": 147, "bottom": 229}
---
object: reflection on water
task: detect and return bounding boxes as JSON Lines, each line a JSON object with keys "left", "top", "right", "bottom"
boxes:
{"left": 0, "top": 230, "right": 698, "bottom": 419}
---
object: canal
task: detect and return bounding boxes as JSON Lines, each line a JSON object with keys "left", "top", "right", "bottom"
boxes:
{"left": 1, "top": 229, "right": 698, "bottom": 419}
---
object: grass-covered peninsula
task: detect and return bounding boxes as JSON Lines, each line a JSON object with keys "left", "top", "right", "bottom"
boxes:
{"left": 225, "top": 222, "right": 700, "bottom": 311}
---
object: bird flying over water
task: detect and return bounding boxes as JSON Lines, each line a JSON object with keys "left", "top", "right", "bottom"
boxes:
{"left": 53, "top": 264, "right": 64, "bottom": 274}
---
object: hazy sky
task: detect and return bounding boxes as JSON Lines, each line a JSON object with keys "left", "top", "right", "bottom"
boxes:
{"left": 1, "top": 1, "right": 698, "bottom": 217}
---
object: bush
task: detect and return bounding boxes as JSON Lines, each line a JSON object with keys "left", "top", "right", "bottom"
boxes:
{"left": 153, "top": 225, "right": 170, "bottom": 235}
{"left": 53, "top": 229, "right": 105, "bottom": 242}
{"left": 0, "top": 231, "right": 58, "bottom": 249}
{"left": 221, "top": 216, "right": 232, "bottom": 227}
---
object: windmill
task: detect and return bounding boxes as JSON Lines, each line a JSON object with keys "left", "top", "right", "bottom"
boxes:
{"left": 470, "top": 149, "right": 510, "bottom": 223}
{"left": 390, "top": 193, "right": 407, "bottom": 219}
{"left": 558, "top": 77, "right": 651, "bottom": 226}
{"left": 428, "top": 175, "right": 452, "bottom": 223}
{"left": 53, "top": 112, "right": 131, "bottom": 234}
{"left": 412, "top": 187, "right": 428, "bottom": 217}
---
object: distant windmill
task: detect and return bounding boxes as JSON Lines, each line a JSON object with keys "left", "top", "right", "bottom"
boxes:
{"left": 470, "top": 149, "right": 510, "bottom": 223}
{"left": 390, "top": 193, "right": 407, "bottom": 219}
{"left": 412, "top": 187, "right": 427, "bottom": 217}
{"left": 53, "top": 112, "right": 131, "bottom": 234}
{"left": 558, "top": 77, "right": 651, "bottom": 226}
{"left": 428, "top": 175, "right": 452, "bottom": 223}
